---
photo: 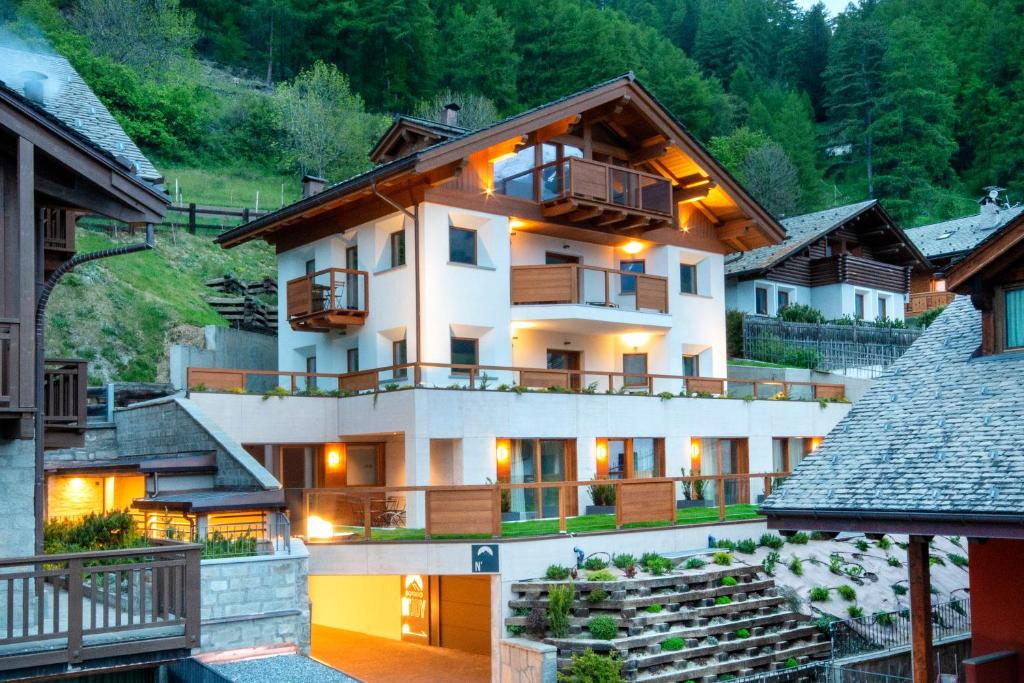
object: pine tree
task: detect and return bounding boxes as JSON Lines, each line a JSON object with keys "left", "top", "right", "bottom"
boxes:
{"left": 441, "top": 2, "right": 519, "bottom": 112}
{"left": 793, "top": 2, "right": 831, "bottom": 119}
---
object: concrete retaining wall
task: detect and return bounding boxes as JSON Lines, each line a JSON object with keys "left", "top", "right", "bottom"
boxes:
{"left": 727, "top": 363, "right": 874, "bottom": 402}
{"left": 200, "top": 540, "right": 311, "bottom": 654}
{"left": 500, "top": 638, "right": 557, "bottom": 683}
{"left": 0, "top": 439, "right": 36, "bottom": 558}
{"left": 170, "top": 326, "right": 277, "bottom": 391}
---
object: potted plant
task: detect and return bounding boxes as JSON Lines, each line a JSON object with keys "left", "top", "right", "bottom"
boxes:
{"left": 585, "top": 476, "right": 617, "bottom": 515}
{"left": 677, "top": 468, "right": 712, "bottom": 508}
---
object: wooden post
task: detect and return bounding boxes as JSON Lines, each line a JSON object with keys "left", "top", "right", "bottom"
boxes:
{"left": 363, "top": 497, "right": 372, "bottom": 540}
{"left": 717, "top": 478, "right": 726, "bottom": 522}
{"left": 242, "top": 207, "right": 250, "bottom": 223}
{"left": 492, "top": 485, "right": 502, "bottom": 538}
{"left": 558, "top": 485, "right": 567, "bottom": 534}
{"left": 184, "top": 547, "right": 201, "bottom": 648}
{"left": 188, "top": 203, "right": 196, "bottom": 234}
{"left": 614, "top": 482, "right": 622, "bottom": 529}
{"left": 67, "top": 558, "right": 83, "bottom": 663}
{"left": 908, "top": 535, "right": 935, "bottom": 683}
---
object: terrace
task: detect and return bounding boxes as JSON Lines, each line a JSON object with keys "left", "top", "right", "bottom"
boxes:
{"left": 285, "top": 267, "right": 369, "bottom": 332}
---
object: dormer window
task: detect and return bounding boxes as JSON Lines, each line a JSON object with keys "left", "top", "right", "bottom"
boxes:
{"left": 1005, "top": 287, "right": 1024, "bottom": 349}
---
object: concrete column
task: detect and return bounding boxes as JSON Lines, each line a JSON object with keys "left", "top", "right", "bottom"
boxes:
{"left": 404, "top": 437, "right": 430, "bottom": 527}
{"left": 576, "top": 437, "right": 597, "bottom": 510}
{"left": 461, "top": 436, "right": 496, "bottom": 485}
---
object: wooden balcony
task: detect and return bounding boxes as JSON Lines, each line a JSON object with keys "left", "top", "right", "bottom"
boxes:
{"left": 286, "top": 268, "right": 369, "bottom": 332}
{"left": 497, "top": 157, "right": 674, "bottom": 231}
{"left": 905, "top": 290, "right": 955, "bottom": 316}
{"left": 43, "top": 359, "right": 88, "bottom": 449}
{"left": 809, "top": 253, "right": 910, "bottom": 293}
{"left": 41, "top": 208, "right": 77, "bottom": 277}
{"left": 0, "top": 543, "right": 201, "bottom": 679}
{"left": 511, "top": 264, "right": 668, "bottom": 313}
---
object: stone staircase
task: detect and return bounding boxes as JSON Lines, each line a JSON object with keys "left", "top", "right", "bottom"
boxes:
{"left": 505, "top": 562, "right": 829, "bottom": 682}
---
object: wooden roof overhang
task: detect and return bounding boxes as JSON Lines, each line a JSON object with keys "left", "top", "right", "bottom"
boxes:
{"left": 0, "top": 87, "right": 168, "bottom": 224}
{"left": 945, "top": 211, "right": 1024, "bottom": 296}
{"left": 370, "top": 116, "right": 466, "bottom": 164}
{"left": 766, "top": 507, "right": 1024, "bottom": 540}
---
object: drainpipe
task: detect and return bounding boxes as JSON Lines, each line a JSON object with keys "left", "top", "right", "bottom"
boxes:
{"left": 34, "top": 224, "right": 155, "bottom": 554}
{"left": 372, "top": 181, "right": 421, "bottom": 385}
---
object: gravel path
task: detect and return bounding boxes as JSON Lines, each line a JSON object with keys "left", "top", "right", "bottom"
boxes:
{"left": 212, "top": 655, "right": 361, "bottom": 683}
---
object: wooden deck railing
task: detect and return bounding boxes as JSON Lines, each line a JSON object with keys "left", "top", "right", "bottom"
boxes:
{"left": 43, "top": 359, "right": 88, "bottom": 430}
{"left": 0, "top": 320, "right": 18, "bottom": 407}
{"left": 511, "top": 264, "right": 669, "bottom": 313}
{"left": 286, "top": 267, "right": 369, "bottom": 331}
{"left": 300, "top": 472, "right": 790, "bottom": 542}
{"left": 810, "top": 254, "right": 910, "bottom": 293}
{"left": 905, "top": 290, "right": 955, "bottom": 316}
{"left": 187, "top": 362, "right": 846, "bottom": 401}
{"left": 0, "top": 542, "right": 201, "bottom": 673}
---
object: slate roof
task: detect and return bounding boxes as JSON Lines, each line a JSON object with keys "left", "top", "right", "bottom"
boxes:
{"left": 905, "top": 205, "right": 1024, "bottom": 261}
{"left": 762, "top": 295, "right": 1024, "bottom": 517}
{"left": 725, "top": 200, "right": 877, "bottom": 276}
{"left": 0, "top": 46, "right": 161, "bottom": 183}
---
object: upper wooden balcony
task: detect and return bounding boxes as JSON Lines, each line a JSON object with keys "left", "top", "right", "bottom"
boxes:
{"left": 497, "top": 157, "right": 674, "bottom": 231}
{"left": 286, "top": 268, "right": 369, "bottom": 332}
{"left": 809, "top": 253, "right": 910, "bottom": 293}
{"left": 511, "top": 264, "right": 668, "bottom": 314}
{"left": 905, "top": 290, "right": 955, "bottom": 316}
{"left": 43, "top": 359, "right": 89, "bottom": 449}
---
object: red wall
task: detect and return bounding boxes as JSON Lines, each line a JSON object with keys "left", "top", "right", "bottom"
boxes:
{"left": 968, "top": 538, "right": 1024, "bottom": 682}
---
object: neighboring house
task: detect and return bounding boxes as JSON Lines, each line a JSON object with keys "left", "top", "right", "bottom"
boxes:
{"left": 904, "top": 192, "right": 1024, "bottom": 317}
{"left": 761, "top": 211, "right": 1024, "bottom": 682}
{"left": 192, "top": 74, "right": 853, "bottom": 677}
{"left": 725, "top": 200, "right": 928, "bottom": 322}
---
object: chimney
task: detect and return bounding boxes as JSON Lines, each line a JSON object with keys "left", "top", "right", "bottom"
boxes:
{"left": 20, "top": 70, "right": 47, "bottom": 106}
{"left": 302, "top": 174, "right": 327, "bottom": 199}
{"left": 979, "top": 186, "right": 1003, "bottom": 216}
{"left": 444, "top": 102, "right": 461, "bottom": 127}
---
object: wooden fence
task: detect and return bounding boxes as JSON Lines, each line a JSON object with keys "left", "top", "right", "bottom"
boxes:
{"left": 743, "top": 316, "right": 921, "bottom": 378}
{"left": 164, "top": 203, "right": 268, "bottom": 233}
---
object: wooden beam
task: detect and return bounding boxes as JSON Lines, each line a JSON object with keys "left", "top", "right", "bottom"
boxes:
{"left": 613, "top": 216, "right": 652, "bottom": 232}
{"left": 718, "top": 219, "right": 755, "bottom": 241}
{"left": 17, "top": 136, "right": 34, "bottom": 410}
{"left": 692, "top": 201, "right": 721, "bottom": 226}
{"left": 675, "top": 182, "right": 716, "bottom": 204}
{"left": 630, "top": 143, "right": 668, "bottom": 164}
{"left": 676, "top": 173, "right": 710, "bottom": 188}
{"left": 908, "top": 535, "right": 935, "bottom": 683}
{"left": 542, "top": 200, "right": 579, "bottom": 217}
{"left": 594, "top": 211, "right": 627, "bottom": 227}
{"left": 35, "top": 178, "right": 154, "bottom": 224}
{"left": 567, "top": 206, "right": 603, "bottom": 223}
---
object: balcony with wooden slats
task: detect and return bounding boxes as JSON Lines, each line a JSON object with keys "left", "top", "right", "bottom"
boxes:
{"left": 905, "top": 290, "right": 955, "bottom": 317}
{"left": 286, "top": 268, "right": 369, "bottom": 332}
{"left": 43, "top": 359, "right": 88, "bottom": 449}
{"left": 809, "top": 253, "right": 911, "bottom": 293}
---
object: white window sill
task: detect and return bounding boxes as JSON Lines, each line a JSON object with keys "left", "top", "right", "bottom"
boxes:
{"left": 447, "top": 261, "right": 496, "bottom": 271}
{"left": 374, "top": 264, "right": 408, "bottom": 275}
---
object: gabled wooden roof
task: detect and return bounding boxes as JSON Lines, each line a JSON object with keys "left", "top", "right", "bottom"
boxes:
{"left": 218, "top": 74, "right": 785, "bottom": 250}
{"left": 945, "top": 209, "right": 1024, "bottom": 293}
{"left": 369, "top": 114, "right": 469, "bottom": 164}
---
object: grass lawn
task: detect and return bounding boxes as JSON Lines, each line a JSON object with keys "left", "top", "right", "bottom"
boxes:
{"left": 728, "top": 358, "right": 805, "bottom": 370}
{"left": 334, "top": 504, "right": 761, "bottom": 542}
{"left": 158, "top": 162, "right": 303, "bottom": 210}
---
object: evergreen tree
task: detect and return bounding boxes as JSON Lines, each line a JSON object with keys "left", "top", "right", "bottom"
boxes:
{"left": 793, "top": 2, "right": 831, "bottom": 119}
{"left": 441, "top": 2, "right": 519, "bottom": 112}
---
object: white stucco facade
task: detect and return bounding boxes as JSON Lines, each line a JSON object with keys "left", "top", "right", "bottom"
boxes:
{"left": 726, "top": 276, "right": 907, "bottom": 322}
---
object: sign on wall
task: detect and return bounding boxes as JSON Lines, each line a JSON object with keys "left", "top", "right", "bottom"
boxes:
{"left": 471, "top": 544, "right": 499, "bottom": 573}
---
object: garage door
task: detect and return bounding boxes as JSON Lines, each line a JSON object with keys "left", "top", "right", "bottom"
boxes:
{"left": 438, "top": 576, "right": 490, "bottom": 656}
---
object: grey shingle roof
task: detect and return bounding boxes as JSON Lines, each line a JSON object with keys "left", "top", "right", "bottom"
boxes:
{"left": 905, "top": 205, "right": 1024, "bottom": 260}
{"left": 725, "top": 200, "right": 877, "bottom": 276}
{"left": 762, "top": 296, "right": 1024, "bottom": 516}
{"left": 0, "top": 46, "right": 161, "bottom": 182}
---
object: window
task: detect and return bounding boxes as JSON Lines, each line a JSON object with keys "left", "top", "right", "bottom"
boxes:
{"left": 1006, "top": 287, "right": 1024, "bottom": 349}
{"left": 390, "top": 230, "right": 406, "bottom": 268}
{"left": 346, "top": 347, "right": 359, "bottom": 373}
{"left": 679, "top": 263, "right": 697, "bottom": 294}
{"left": 682, "top": 353, "right": 700, "bottom": 377}
{"left": 620, "top": 260, "right": 645, "bottom": 294}
{"left": 605, "top": 438, "right": 663, "bottom": 480}
{"left": 854, "top": 293, "right": 865, "bottom": 320}
{"left": 393, "top": 339, "right": 408, "bottom": 379}
{"left": 501, "top": 439, "right": 576, "bottom": 518}
{"left": 545, "top": 252, "right": 580, "bottom": 265}
{"left": 305, "top": 355, "right": 317, "bottom": 390}
{"left": 777, "top": 289, "right": 790, "bottom": 310}
{"left": 622, "top": 353, "right": 648, "bottom": 387}
{"left": 877, "top": 295, "right": 887, "bottom": 320}
{"left": 931, "top": 279, "right": 946, "bottom": 292}
{"left": 449, "top": 226, "right": 477, "bottom": 265}
{"left": 305, "top": 258, "right": 316, "bottom": 275}
{"left": 755, "top": 287, "right": 769, "bottom": 315}
{"left": 450, "top": 337, "right": 478, "bottom": 375}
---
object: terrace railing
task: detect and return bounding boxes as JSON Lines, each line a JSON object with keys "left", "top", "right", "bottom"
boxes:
{"left": 43, "top": 359, "right": 88, "bottom": 430}
{"left": 138, "top": 512, "right": 290, "bottom": 559}
{"left": 285, "top": 267, "right": 369, "bottom": 332}
{"left": 829, "top": 597, "right": 970, "bottom": 660}
{"left": 0, "top": 320, "right": 17, "bottom": 407}
{"left": 511, "top": 264, "right": 669, "bottom": 313}
{"left": 905, "top": 290, "right": 955, "bottom": 317}
{"left": 187, "top": 362, "right": 846, "bottom": 401}
{"left": 0, "top": 542, "right": 201, "bottom": 673}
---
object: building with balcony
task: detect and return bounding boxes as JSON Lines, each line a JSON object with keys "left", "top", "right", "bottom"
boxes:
{"left": 725, "top": 200, "right": 928, "bottom": 322}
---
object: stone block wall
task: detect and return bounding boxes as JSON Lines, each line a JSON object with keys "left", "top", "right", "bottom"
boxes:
{"left": 0, "top": 439, "right": 36, "bottom": 558}
{"left": 199, "top": 540, "right": 311, "bottom": 654}
{"left": 169, "top": 325, "right": 277, "bottom": 391}
{"left": 42, "top": 425, "right": 118, "bottom": 465}
{"left": 500, "top": 638, "right": 557, "bottom": 683}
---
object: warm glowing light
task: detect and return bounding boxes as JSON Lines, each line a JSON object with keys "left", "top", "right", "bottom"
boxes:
{"left": 621, "top": 240, "right": 644, "bottom": 254}
{"left": 810, "top": 437, "right": 823, "bottom": 452}
{"left": 509, "top": 218, "right": 525, "bottom": 229}
{"left": 327, "top": 451, "right": 341, "bottom": 469}
{"left": 484, "top": 185, "right": 494, "bottom": 196}
{"left": 496, "top": 444, "right": 510, "bottom": 463}
{"left": 621, "top": 332, "right": 649, "bottom": 349}
{"left": 690, "top": 441, "right": 700, "bottom": 460}
{"left": 306, "top": 515, "right": 334, "bottom": 540}
{"left": 69, "top": 477, "right": 85, "bottom": 490}
{"left": 489, "top": 150, "right": 518, "bottom": 163}
{"left": 596, "top": 444, "right": 607, "bottom": 461}
{"left": 511, "top": 321, "right": 535, "bottom": 330}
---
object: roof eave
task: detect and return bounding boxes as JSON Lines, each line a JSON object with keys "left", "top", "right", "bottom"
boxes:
{"left": 763, "top": 506, "right": 1024, "bottom": 539}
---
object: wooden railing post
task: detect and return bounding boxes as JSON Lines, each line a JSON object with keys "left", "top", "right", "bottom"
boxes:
{"left": 184, "top": 547, "right": 201, "bottom": 648}
{"left": 363, "top": 497, "right": 372, "bottom": 540}
{"left": 614, "top": 482, "right": 622, "bottom": 529}
{"left": 187, "top": 203, "right": 196, "bottom": 234}
{"left": 558, "top": 485, "right": 567, "bottom": 534}
{"left": 492, "top": 486, "right": 502, "bottom": 538}
{"left": 329, "top": 269, "right": 336, "bottom": 310}
{"left": 67, "top": 558, "right": 84, "bottom": 663}
{"left": 717, "top": 478, "right": 726, "bottom": 522}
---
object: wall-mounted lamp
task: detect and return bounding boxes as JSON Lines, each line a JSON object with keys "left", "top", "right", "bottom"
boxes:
{"left": 622, "top": 240, "right": 644, "bottom": 254}
{"left": 489, "top": 151, "right": 518, "bottom": 163}
{"left": 810, "top": 437, "right": 823, "bottom": 452}
{"left": 327, "top": 450, "right": 341, "bottom": 469}
{"left": 306, "top": 515, "right": 334, "bottom": 540}
{"left": 690, "top": 440, "right": 700, "bottom": 460}
{"left": 621, "top": 332, "right": 649, "bottom": 349}
{"left": 496, "top": 444, "right": 510, "bottom": 464}
{"left": 596, "top": 444, "right": 607, "bottom": 461}
{"left": 509, "top": 218, "right": 525, "bottom": 229}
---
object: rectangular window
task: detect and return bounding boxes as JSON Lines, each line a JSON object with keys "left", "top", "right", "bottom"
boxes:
{"left": 606, "top": 438, "right": 664, "bottom": 480}
{"left": 878, "top": 295, "right": 887, "bottom": 320}
{"left": 679, "top": 263, "right": 697, "bottom": 294}
{"left": 346, "top": 347, "right": 359, "bottom": 373}
{"left": 390, "top": 230, "right": 406, "bottom": 268}
{"left": 393, "top": 339, "right": 408, "bottom": 379}
{"left": 855, "top": 293, "right": 865, "bottom": 320}
{"left": 305, "top": 356, "right": 317, "bottom": 390}
{"left": 622, "top": 353, "right": 648, "bottom": 387}
{"left": 450, "top": 337, "right": 478, "bottom": 375}
{"left": 777, "top": 289, "right": 790, "bottom": 310}
{"left": 696, "top": 438, "right": 750, "bottom": 505}
{"left": 620, "top": 260, "right": 645, "bottom": 294}
{"left": 545, "top": 251, "right": 580, "bottom": 265}
{"left": 449, "top": 226, "right": 477, "bottom": 265}
{"left": 1006, "top": 287, "right": 1024, "bottom": 349}
{"left": 502, "top": 439, "right": 575, "bottom": 518}
{"left": 755, "top": 287, "right": 769, "bottom": 315}
{"left": 305, "top": 258, "right": 316, "bottom": 276}
{"left": 682, "top": 353, "right": 699, "bottom": 377}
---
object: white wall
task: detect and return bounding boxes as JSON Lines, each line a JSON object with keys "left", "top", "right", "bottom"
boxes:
{"left": 727, "top": 277, "right": 906, "bottom": 322}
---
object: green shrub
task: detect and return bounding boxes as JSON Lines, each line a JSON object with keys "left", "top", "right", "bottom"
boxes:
{"left": 887, "top": 556, "right": 902, "bottom": 568}
{"left": 587, "top": 589, "right": 608, "bottom": 604}
{"left": 44, "top": 509, "right": 144, "bottom": 555}
{"left": 735, "top": 539, "right": 757, "bottom": 554}
{"left": 612, "top": 553, "right": 637, "bottom": 570}
{"left": 720, "top": 576, "right": 738, "bottom": 587}
{"left": 915, "top": 306, "right": 946, "bottom": 328}
{"left": 684, "top": 557, "right": 706, "bottom": 569}
{"left": 645, "top": 603, "right": 663, "bottom": 613}
{"left": 788, "top": 555, "right": 803, "bottom": 576}
{"left": 758, "top": 533, "right": 785, "bottom": 550}
{"left": 735, "top": 628, "right": 751, "bottom": 639}
{"left": 712, "top": 551, "right": 733, "bottom": 566}
{"left": 588, "top": 482, "right": 616, "bottom": 507}
{"left": 763, "top": 551, "right": 780, "bottom": 576}
{"left": 809, "top": 586, "right": 829, "bottom": 602}
{"left": 837, "top": 585, "right": 857, "bottom": 602}
{"left": 547, "top": 584, "right": 575, "bottom": 638}
{"left": 587, "top": 616, "right": 618, "bottom": 640}
{"left": 726, "top": 309, "right": 745, "bottom": 357}
{"left": 777, "top": 303, "right": 825, "bottom": 323}
{"left": 848, "top": 605, "right": 864, "bottom": 618}
{"left": 854, "top": 539, "right": 870, "bottom": 552}
{"left": 586, "top": 569, "right": 616, "bottom": 582}
{"left": 506, "top": 607, "right": 529, "bottom": 635}
{"left": 893, "top": 584, "right": 908, "bottom": 596}
{"left": 948, "top": 553, "right": 968, "bottom": 568}
{"left": 641, "top": 552, "right": 672, "bottom": 575}
{"left": 715, "top": 595, "right": 732, "bottom": 606}
{"left": 262, "top": 385, "right": 291, "bottom": 400}
{"left": 829, "top": 554, "right": 843, "bottom": 575}
{"left": 874, "top": 611, "right": 895, "bottom": 627}
{"left": 876, "top": 536, "right": 892, "bottom": 550}
{"left": 715, "top": 539, "right": 737, "bottom": 550}
{"left": 584, "top": 556, "right": 609, "bottom": 571}
{"left": 660, "top": 637, "right": 685, "bottom": 651}
{"left": 546, "top": 564, "right": 571, "bottom": 581}
{"left": 787, "top": 531, "right": 810, "bottom": 544}
{"left": 557, "top": 648, "right": 624, "bottom": 683}
{"left": 785, "top": 657, "right": 799, "bottom": 668}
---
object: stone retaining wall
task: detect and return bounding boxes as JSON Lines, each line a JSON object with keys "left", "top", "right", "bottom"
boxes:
{"left": 500, "top": 638, "right": 557, "bottom": 683}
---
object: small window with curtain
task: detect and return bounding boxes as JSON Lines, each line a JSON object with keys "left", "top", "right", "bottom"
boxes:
{"left": 1006, "top": 287, "right": 1024, "bottom": 349}
{"left": 679, "top": 263, "right": 697, "bottom": 294}
{"left": 450, "top": 337, "right": 478, "bottom": 375}
{"left": 622, "top": 353, "right": 648, "bottom": 387}
{"left": 682, "top": 353, "right": 699, "bottom": 377}
{"left": 877, "top": 295, "right": 887, "bottom": 320}
{"left": 855, "top": 293, "right": 865, "bottom": 320}
{"left": 390, "top": 230, "right": 406, "bottom": 268}
{"left": 777, "top": 289, "right": 790, "bottom": 310}
{"left": 755, "top": 287, "right": 768, "bottom": 315}
{"left": 620, "top": 260, "right": 645, "bottom": 294}
{"left": 346, "top": 347, "right": 359, "bottom": 373}
{"left": 393, "top": 339, "right": 408, "bottom": 379}
{"left": 449, "top": 226, "right": 477, "bottom": 265}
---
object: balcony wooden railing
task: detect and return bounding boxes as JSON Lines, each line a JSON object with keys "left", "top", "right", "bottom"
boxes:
{"left": 905, "top": 290, "right": 955, "bottom": 316}
{"left": 511, "top": 264, "right": 669, "bottom": 313}
{"left": 299, "top": 472, "right": 792, "bottom": 542}
{"left": 0, "top": 320, "right": 18, "bottom": 408}
{"left": 187, "top": 362, "right": 846, "bottom": 401}
{"left": 286, "top": 267, "right": 369, "bottom": 332}
{"left": 0, "top": 542, "right": 201, "bottom": 675}
{"left": 43, "top": 359, "right": 88, "bottom": 449}
{"left": 809, "top": 254, "right": 910, "bottom": 293}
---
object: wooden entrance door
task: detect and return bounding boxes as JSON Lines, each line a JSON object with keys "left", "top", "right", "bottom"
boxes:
{"left": 547, "top": 349, "right": 582, "bottom": 390}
